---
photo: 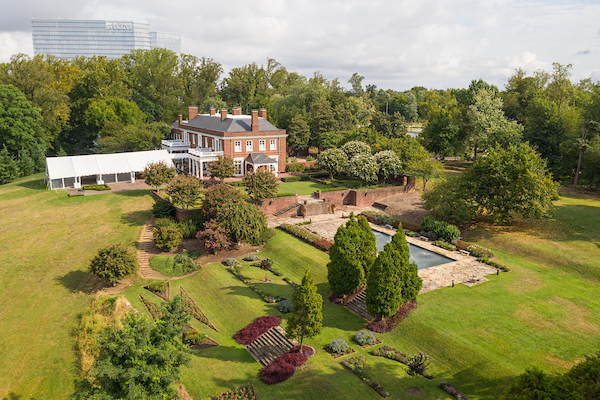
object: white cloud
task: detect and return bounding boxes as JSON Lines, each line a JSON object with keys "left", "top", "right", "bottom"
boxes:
{"left": 0, "top": 0, "right": 598, "bottom": 89}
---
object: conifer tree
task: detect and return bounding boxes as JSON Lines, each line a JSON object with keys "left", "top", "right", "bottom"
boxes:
{"left": 356, "top": 215, "right": 377, "bottom": 277}
{"left": 366, "top": 227, "right": 422, "bottom": 320}
{"left": 30, "top": 144, "right": 46, "bottom": 173}
{"left": 18, "top": 148, "right": 35, "bottom": 177}
{"left": 286, "top": 269, "right": 323, "bottom": 351}
{"left": 327, "top": 215, "right": 366, "bottom": 296}
{"left": 0, "top": 145, "right": 20, "bottom": 184}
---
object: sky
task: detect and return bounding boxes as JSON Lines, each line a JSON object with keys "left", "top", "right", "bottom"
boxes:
{"left": 0, "top": 0, "right": 599, "bottom": 91}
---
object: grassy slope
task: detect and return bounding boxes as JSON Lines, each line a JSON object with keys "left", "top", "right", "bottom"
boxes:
{"left": 0, "top": 174, "right": 152, "bottom": 399}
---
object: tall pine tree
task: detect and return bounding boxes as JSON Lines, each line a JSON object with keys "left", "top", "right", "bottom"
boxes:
{"left": 0, "top": 145, "right": 20, "bottom": 184}
{"left": 366, "top": 227, "right": 422, "bottom": 320}
{"left": 356, "top": 215, "right": 377, "bottom": 277}
{"left": 286, "top": 269, "right": 323, "bottom": 351}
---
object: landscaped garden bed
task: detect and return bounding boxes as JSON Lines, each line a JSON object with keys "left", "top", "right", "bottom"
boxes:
{"left": 278, "top": 223, "right": 333, "bottom": 252}
{"left": 367, "top": 300, "right": 417, "bottom": 333}
{"left": 179, "top": 286, "right": 218, "bottom": 332}
{"left": 149, "top": 250, "right": 201, "bottom": 277}
{"left": 183, "top": 326, "right": 219, "bottom": 351}
{"left": 143, "top": 280, "right": 170, "bottom": 301}
{"left": 371, "top": 346, "right": 435, "bottom": 380}
{"left": 439, "top": 382, "right": 469, "bottom": 399}
{"left": 259, "top": 345, "right": 315, "bottom": 385}
{"left": 323, "top": 338, "right": 356, "bottom": 359}
{"left": 139, "top": 294, "right": 162, "bottom": 320}
{"left": 353, "top": 329, "right": 381, "bottom": 349}
{"left": 211, "top": 383, "right": 257, "bottom": 400}
{"left": 341, "top": 355, "right": 390, "bottom": 398}
{"left": 233, "top": 315, "right": 282, "bottom": 345}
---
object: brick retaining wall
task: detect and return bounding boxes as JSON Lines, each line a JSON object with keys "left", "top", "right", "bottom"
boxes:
{"left": 257, "top": 195, "right": 299, "bottom": 215}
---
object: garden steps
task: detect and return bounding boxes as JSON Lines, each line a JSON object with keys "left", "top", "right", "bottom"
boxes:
{"left": 345, "top": 290, "right": 375, "bottom": 322}
{"left": 137, "top": 223, "right": 170, "bottom": 280}
{"left": 273, "top": 202, "right": 302, "bottom": 217}
{"left": 246, "top": 326, "right": 298, "bottom": 367}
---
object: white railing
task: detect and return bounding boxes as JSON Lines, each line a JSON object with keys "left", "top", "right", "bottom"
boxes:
{"left": 161, "top": 140, "right": 191, "bottom": 151}
{"left": 188, "top": 148, "right": 224, "bottom": 158}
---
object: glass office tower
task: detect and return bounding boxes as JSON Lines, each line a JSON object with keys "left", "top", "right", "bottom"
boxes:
{"left": 31, "top": 18, "right": 181, "bottom": 60}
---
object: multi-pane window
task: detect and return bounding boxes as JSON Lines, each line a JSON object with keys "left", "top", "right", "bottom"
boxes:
{"left": 259, "top": 140, "right": 266, "bottom": 151}
{"left": 234, "top": 141, "right": 242, "bottom": 152}
{"left": 270, "top": 139, "right": 276, "bottom": 150}
{"left": 246, "top": 140, "right": 253, "bottom": 152}
{"left": 234, "top": 159, "right": 243, "bottom": 175}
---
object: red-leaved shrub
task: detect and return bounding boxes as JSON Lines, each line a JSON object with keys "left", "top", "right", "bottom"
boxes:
{"left": 456, "top": 240, "right": 471, "bottom": 250}
{"left": 259, "top": 345, "right": 316, "bottom": 384}
{"left": 314, "top": 238, "right": 333, "bottom": 251}
{"left": 233, "top": 315, "right": 282, "bottom": 345}
{"left": 367, "top": 300, "right": 417, "bottom": 333}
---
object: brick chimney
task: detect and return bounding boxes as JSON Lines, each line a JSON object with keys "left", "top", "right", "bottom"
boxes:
{"left": 232, "top": 106, "right": 242, "bottom": 115}
{"left": 251, "top": 109, "right": 259, "bottom": 132}
{"left": 210, "top": 107, "right": 216, "bottom": 116}
{"left": 259, "top": 108, "right": 267, "bottom": 120}
{"left": 188, "top": 106, "right": 198, "bottom": 121}
{"left": 220, "top": 108, "right": 228, "bottom": 121}
{"left": 178, "top": 114, "right": 182, "bottom": 127}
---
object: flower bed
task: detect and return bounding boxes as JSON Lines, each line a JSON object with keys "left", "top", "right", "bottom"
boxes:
{"left": 324, "top": 338, "right": 355, "bottom": 359}
{"left": 371, "top": 345, "right": 409, "bottom": 364}
{"left": 278, "top": 223, "right": 333, "bottom": 252}
{"left": 139, "top": 294, "right": 162, "bottom": 320}
{"left": 353, "top": 330, "right": 381, "bottom": 348}
{"left": 233, "top": 315, "right": 282, "bottom": 345}
{"left": 341, "top": 356, "right": 390, "bottom": 398}
{"left": 260, "top": 345, "right": 314, "bottom": 385}
{"left": 143, "top": 280, "right": 170, "bottom": 302}
{"left": 212, "top": 383, "right": 256, "bottom": 400}
{"left": 367, "top": 300, "right": 417, "bottom": 333}
{"left": 225, "top": 264, "right": 285, "bottom": 304}
{"left": 179, "top": 286, "right": 218, "bottom": 332}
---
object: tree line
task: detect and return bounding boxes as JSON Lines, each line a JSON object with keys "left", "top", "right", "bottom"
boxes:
{"left": 1, "top": 50, "right": 599, "bottom": 188}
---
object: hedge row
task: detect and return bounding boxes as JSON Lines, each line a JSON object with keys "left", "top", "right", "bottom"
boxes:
{"left": 278, "top": 223, "right": 333, "bottom": 252}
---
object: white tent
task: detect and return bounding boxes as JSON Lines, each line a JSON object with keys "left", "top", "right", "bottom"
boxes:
{"left": 45, "top": 150, "right": 175, "bottom": 190}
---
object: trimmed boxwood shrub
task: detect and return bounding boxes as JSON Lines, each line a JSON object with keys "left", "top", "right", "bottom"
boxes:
{"left": 285, "top": 163, "right": 305, "bottom": 173}
{"left": 83, "top": 183, "right": 111, "bottom": 191}
{"left": 327, "top": 338, "right": 350, "bottom": 354}
{"left": 233, "top": 315, "right": 282, "bottom": 345}
{"left": 354, "top": 330, "right": 377, "bottom": 346}
{"left": 275, "top": 192, "right": 295, "bottom": 197}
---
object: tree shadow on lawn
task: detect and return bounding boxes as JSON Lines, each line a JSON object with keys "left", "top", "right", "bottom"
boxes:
{"left": 120, "top": 210, "right": 152, "bottom": 227}
{"left": 114, "top": 189, "right": 152, "bottom": 198}
{"left": 433, "top": 363, "right": 517, "bottom": 400}
{"left": 192, "top": 344, "right": 257, "bottom": 364}
{"left": 56, "top": 269, "right": 112, "bottom": 294}
{"left": 316, "top": 282, "right": 367, "bottom": 332}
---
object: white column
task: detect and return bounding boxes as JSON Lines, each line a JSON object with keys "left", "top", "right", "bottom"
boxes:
{"left": 131, "top": 172, "right": 135, "bottom": 183}
{"left": 200, "top": 162, "right": 204, "bottom": 179}
{"left": 62, "top": 178, "right": 65, "bottom": 188}
{"left": 115, "top": 173, "right": 118, "bottom": 183}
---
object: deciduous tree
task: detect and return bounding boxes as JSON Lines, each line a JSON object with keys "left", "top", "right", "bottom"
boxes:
{"left": 0, "top": 84, "right": 43, "bottom": 155}
{"left": 209, "top": 155, "right": 235, "bottom": 182}
{"left": 143, "top": 160, "right": 176, "bottom": 192}
{"left": 347, "top": 153, "right": 379, "bottom": 183}
{"left": 89, "top": 243, "right": 137, "bottom": 285}
{"left": 315, "top": 148, "right": 347, "bottom": 179}
{"left": 167, "top": 174, "right": 203, "bottom": 209}
{"left": 243, "top": 170, "right": 279, "bottom": 201}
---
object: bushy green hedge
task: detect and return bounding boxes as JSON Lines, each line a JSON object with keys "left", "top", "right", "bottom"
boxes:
{"left": 152, "top": 199, "right": 175, "bottom": 219}
{"left": 281, "top": 176, "right": 301, "bottom": 182}
{"left": 275, "top": 192, "right": 295, "bottom": 197}
{"left": 420, "top": 215, "right": 460, "bottom": 243}
{"left": 285, "top": 163, "right": 305, "bottom": 173}
{"left": 83, "top": 183, "right": 111, "bottom": 191}
{"left": 147, "top": 280, "right": 167, "bottom": 293}
{"left": 278, "top": 223, "right": 333, "bottom": 252}
{"left": 153, "top": 223, "right": 182, "bottom": 252}
{"left": 178, "top": 218, "right": 197, "bottom": 239}
{"left": 432, "top": 240, "right": 457, "bottom": 251}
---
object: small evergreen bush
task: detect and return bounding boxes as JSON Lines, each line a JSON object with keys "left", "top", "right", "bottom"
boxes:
{"left": 306, "top": 155, "right": 315, "bottom": 161}
{"left": 183, "top": 327, "right": 208, "bottom": 345}
{"left": 151, "top": 199, "right": 175, "bottom": 218}
{"left": 276, "top": 299, "right": 295, "bottom": 313}
{"left": 328, "top": 338, "right": 350, "bottom": 354}
{"left": 420, "top": 215, "right": 460, "bottom": 242}
{"left": 354, "top": 330, "right": 377, "bottom": 346}
{"left": 244, "top": 254, "right": 258, "bottom": 262}
{"left": 89, "top": 243, "right": 136, "bottom": 285}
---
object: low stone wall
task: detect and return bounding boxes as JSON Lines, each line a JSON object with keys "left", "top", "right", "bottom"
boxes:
{"left": 175, "top": 208, "right": 195, "bottom": 222}
{"left": 314, "top": 189, "right": 353, "bottom": 207}
{"left": 257, "top": 195, "right": 299, "bottom": 215}
{"left": 314, "top": 185, "right": 414, "bottom": 207}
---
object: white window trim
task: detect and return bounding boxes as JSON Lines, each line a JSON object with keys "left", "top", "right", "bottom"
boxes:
{"left": 259, "top": 139, "right": 266, "bottom": 151}
{"left": 234, "top": 140, "right": 242, "bottom": 152}
{"left": 270, "top": 139, "right": 276, "bottom": 150}
{"left": 246, "top": 140, "right": 253, "bottom": 152}
{"left": 233, "top": 158, "right": 244, "bottom": 176}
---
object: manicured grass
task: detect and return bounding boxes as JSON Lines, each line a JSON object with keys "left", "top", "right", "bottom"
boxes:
{"left": 0, "top": 174, "right": 153, "bottom": 399}
{"left": 278, "top": 180, "right": 337, "bottom": 196}
{"left": 149, "top": 255, "right": 200, "bottom": 277}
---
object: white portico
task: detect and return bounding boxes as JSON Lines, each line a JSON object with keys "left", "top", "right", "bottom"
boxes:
{"left": 187, "top": 148, "right": 224, "bottom": 179}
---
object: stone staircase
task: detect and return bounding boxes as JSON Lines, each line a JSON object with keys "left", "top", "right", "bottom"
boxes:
{"left": 273, "top": 202, "right": 302, "bottom": 217}
{"left": 137, "top": 223, "right": 169, "bottom": 280}
{"left": 345, "top": 290, "right": 375, "bottom": 322}
{"left": 246, "top": 326, "right": 298, "bottom": 367}
{"left": 372, "top": 202, "right": 387, "bottom": 211}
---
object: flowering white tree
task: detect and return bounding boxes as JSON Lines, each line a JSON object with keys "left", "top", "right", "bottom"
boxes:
{"left": 316, "top": 148, "right": 348, "bottom": 179}
{"left": 347, "top": 153, "right": 379, "bottom": 183}
{"left": 340, "top": 141, "right": 371, "bottom": 159}
{"left": 375, "top": 150, "right": 403, "bottom": 181}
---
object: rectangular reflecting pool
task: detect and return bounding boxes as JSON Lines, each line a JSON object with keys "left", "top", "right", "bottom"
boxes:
{"left": 372, "top": 229, "right": 454, "bottom": 270}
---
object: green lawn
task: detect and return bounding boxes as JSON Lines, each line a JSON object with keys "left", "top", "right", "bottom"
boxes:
{"left": 278, "top": 180, "right": 338, "bottom": 196}
{"left": 0, "top": 174, "right": 153, "bottom": 399}
{"left": 2, "top": 174, "right": 600, "bottom": 400}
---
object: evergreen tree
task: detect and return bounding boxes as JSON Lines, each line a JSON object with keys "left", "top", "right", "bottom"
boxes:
{"left": 18, "top": 148, "right": 35, "bottom": 177}
{"left": 327, "top": 215, "right": 366, "bottom": 296}
{"left": 30, "top": 143, "right": 46, "bottom": 172}
{"left": 0, "top": 145, "right": 20, "bottom": 184}
{"left": 356, "top": 215, "right": 377, "bottom": 277}
{"left": 286, "top": 269, "right": 323, "bottom": 351}
{"left": 366, "top": 228, "right": 422, "bottom": 320}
